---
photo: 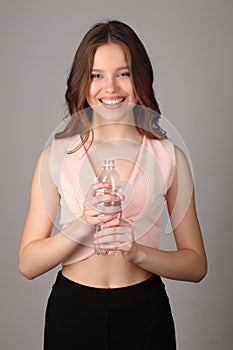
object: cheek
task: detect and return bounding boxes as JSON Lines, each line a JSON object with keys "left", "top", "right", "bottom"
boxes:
{"left": 123, "top": 80, "right": 136, "bottom": 97}
{"left": 86, "top": 82, "right": 98, "bottom": 103}
{"left": 129, "top": 84, "right": 137, "bottom": 102}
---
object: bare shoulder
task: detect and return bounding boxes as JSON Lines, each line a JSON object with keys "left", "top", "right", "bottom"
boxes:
{"left": 173, "top": 144, "right": 193, "bottom": 181}
{"left": 37, "top": 143, "right": 52, "bottom": 165}
{"left": 174, "top": 144, "right": 189, "bottom": 165}
{"left": 33, "top": 144, "right": 56, "bottom": 185}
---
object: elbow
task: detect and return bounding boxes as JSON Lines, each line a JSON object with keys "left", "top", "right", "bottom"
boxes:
{"left": 18, "top": 257, "right": 37, "bottom": 280}
{"left": 18, "top": 264, "right": 35, "bottom": 280}
{"left": 192, "top": 260, "right": 208, "bottom": 283}
{"left": 192, "top": 270, "right": 207, "bottom": 283}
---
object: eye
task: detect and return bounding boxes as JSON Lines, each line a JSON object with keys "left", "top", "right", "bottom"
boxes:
{"left": 117, "top": 71, "right": 130, "bottom": 78}
{"left": 90, "top": 73, "right": 104, "bottom": 79}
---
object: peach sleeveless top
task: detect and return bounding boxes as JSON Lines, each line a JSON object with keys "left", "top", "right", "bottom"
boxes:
{"left": 49, "top": 135, "right": 176, "bottom": 265}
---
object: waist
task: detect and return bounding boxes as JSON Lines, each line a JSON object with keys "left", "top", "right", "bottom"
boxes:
{"left": 62, "top": 253, "right": 152, "bottom": 288}
{"left": 51, "top": 270, "right": 165, "bottom": 307}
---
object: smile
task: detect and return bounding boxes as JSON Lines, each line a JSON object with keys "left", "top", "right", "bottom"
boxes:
{"left": 99, "top": 97, "right": 125, "bottom": 105}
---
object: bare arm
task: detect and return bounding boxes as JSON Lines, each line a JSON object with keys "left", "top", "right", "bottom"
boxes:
{"left": 18, "top": 146, "right": 120, "bottom": 279}
{"left": 18, "top": 146, "right": 88, "bottom": 279}
{"left": 100, "top": 146, "right": 208, "bottom": 282}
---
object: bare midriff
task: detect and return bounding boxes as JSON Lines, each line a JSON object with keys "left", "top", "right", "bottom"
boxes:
{"left": 62, "top": 254, "right": 152, "bottom": 288}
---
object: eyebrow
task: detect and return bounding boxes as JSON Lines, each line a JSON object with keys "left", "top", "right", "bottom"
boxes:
{"left": 91, "top": 66, "right": 129, "bottom": 72}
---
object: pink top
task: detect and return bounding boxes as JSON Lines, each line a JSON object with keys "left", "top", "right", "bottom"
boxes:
{"left": 49, "top": 135, "right": 176, "bottom": 265}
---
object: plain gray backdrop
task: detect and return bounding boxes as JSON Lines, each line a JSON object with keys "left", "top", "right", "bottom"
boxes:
{"left": 1, "top": 0, "right": 233, "bottom": 349}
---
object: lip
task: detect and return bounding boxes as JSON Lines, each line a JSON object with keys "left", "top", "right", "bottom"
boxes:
{"left": 98, "top": 96, "right": 126, "bottom": 109}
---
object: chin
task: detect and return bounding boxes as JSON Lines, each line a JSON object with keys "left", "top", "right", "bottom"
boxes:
{"left": 92, "top": 102, "right": 136, "bottom": 125}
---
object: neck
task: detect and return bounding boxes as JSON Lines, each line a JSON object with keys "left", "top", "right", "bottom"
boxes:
{"left": 92, "top": 108, "right": 142, "bottom": 143}
{"left": 92, "top": 123, "right": 143, "bottom": 143}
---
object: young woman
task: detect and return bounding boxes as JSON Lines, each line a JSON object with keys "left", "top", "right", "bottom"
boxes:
{"left": 18, "top": 20, "right": 207, "bottom": 349}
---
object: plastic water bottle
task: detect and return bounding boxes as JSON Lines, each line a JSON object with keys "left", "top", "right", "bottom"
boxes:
{"left": 94, "top": 159, "right": 122, "bottom": 255}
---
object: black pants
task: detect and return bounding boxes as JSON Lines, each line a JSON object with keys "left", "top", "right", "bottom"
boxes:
{"left": 44, "top": 271, "right": 176, "bottom": 349}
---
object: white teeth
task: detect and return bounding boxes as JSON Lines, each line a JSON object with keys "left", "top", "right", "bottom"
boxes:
{"left": 101, "top": 98, "right": 124, "bottom": 105}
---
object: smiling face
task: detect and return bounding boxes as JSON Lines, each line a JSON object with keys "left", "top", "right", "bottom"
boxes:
{"left": 86, "top": 43, "right": 137, "bottom": 111}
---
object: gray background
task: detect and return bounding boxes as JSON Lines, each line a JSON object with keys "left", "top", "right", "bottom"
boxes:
{"left": 1, "top": 0, "right": 232, "bottom": 349}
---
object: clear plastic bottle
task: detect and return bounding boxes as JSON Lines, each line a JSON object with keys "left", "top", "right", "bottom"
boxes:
{"left": 94, "top": 159, "right": 122, "bottom": 255}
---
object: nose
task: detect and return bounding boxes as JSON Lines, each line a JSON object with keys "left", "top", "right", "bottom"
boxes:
{"left": 105, "top": 75, "right": 117, "bottom": 93}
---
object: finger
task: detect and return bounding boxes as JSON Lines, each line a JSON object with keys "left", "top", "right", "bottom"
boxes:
{"left": 85, "top": 213, "right": 118, "bottom": 227}
{"left": 95, "top": 225, "right": 131, "bottom": 236}
{"left": 99, "top": 241, "right": 134, "bottom": 252}
{"left": 94, "top": 232, "right": 132, "bottom": 245}
{"left": 84, "top": 208, "right": 100, "bottom": 217}
{"left": 84, "top": 206, "right": 118, "bottom": 219}
{"left": 94, "top": 227, "right": 134, "bottom": 246}
{"left": 85, "top": 182, "right": 110, "bottom": 201}
{"left": 99, "top": 217, "right": 121, "bottom": 229}
{"left": 84, "top": 205, "right": 119, "bottom": 220}
{"left": 94, "top": 244, "right": 108, "bottom": 256}
{"left": 93, "top": 214, "right": 119, "bottom": 227}
{"left": 87, "top": 193, "right": 121, "bottom": 210}
{"left": 98, "top": 243, "right": 133, "bottom": 253}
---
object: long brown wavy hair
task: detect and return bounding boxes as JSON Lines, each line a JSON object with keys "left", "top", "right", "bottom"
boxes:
{"left": 55, "top": 20, "right": 166, "bottom": 153}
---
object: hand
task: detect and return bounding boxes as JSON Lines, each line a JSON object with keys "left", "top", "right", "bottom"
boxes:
{"left": 93, "top": 219, "right": 135, "bottom": 256}
{"left": 81, "top": 182, "right": 121, "bottom": 228}
{"left": 61, "top": 183, "right": 120, "bottom": 246}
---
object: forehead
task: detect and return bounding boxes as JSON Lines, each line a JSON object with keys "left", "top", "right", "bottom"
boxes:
{"left": 92, "top": 43, "right": 128, "bottom": 68}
